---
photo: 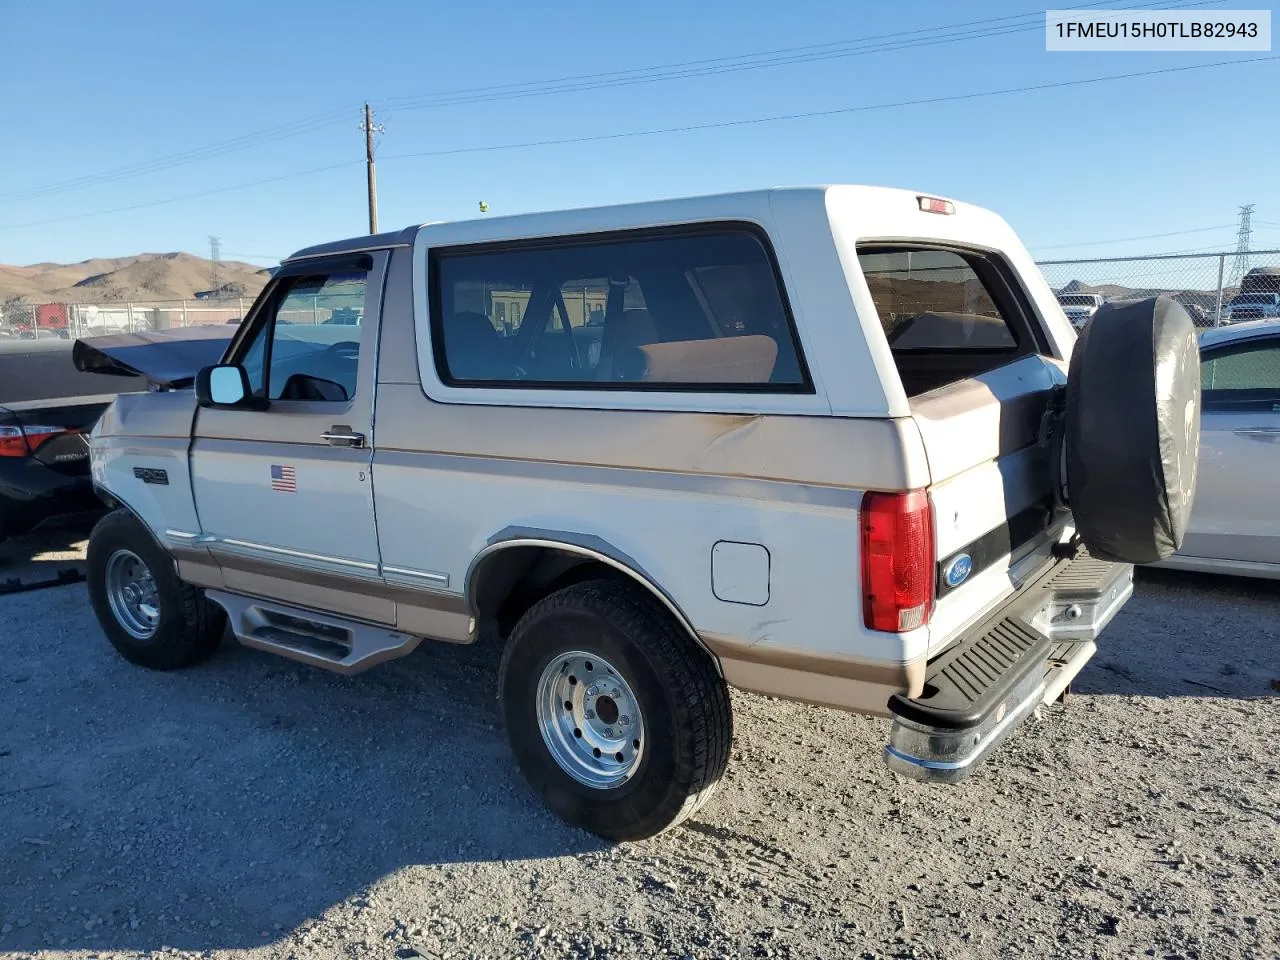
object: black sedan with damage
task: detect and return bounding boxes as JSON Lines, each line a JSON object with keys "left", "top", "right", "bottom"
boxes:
{"left": 0, "top": 325, "right": 233, "bottom": 541}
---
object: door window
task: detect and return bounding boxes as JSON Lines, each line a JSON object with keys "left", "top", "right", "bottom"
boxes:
{"left": 1200, "top": 338, "right": 1280, "bottom": 411}
{"left": 239, "top": 267, "right": 369, "bottom": 402}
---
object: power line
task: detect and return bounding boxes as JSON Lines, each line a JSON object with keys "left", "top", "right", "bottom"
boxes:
{"left": 380, "top": 55, "right": 1278, "bottom": 163}
{"left": 0, "top": 109, "right": 353, "bottom": 206}
{"left": 1030, "top": 224, "right": 1238, "bottom": 251}
{"left": 383, "top": 0, "right": 1221, "bottom": 113}
{"left": 0, "top": 0, "right": 1220, "bottom": 208}
{"left": 0, "top": 160, "right": 361, "bottom": 231}
{"left": 3, "top": 54, "right": 1274, "bottom": 233}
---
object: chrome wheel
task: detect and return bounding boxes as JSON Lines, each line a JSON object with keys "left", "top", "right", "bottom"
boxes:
{"left": 104, "top": 548, "right": 161, "bottom": 640}
{"left": 535, "top": 651, "right": 646, "bottom": 789}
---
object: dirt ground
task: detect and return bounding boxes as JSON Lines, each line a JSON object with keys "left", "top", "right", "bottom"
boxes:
{"left": 1, "top": 550, "right": 1277, "bottom": 960}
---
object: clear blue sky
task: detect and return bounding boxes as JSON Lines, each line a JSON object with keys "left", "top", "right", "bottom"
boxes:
{"left": 0, "top": 0, "right": 1277, "bottom": 268}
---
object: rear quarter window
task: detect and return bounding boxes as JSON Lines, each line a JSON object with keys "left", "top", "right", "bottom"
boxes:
{"left": 858, "top": 249, "right": 1017, "bottom": 350}
{"left": 429, "top": 225, "right": 811, "bottom": 392}
{"left": 856, "top": 245, "right": 1045, "bottom": 398}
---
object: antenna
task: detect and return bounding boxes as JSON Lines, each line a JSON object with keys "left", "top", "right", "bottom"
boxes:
{"left": 208, "top": 235, "right": 222, "bottom": 297}
{"left": 1230, "top": 204, "right": 1254, "bottom": 285}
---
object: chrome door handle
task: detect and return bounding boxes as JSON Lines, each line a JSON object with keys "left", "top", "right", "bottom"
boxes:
{"left": 321, "top": 428, "right": 366, "bottom": 448}
{"left": 1233, "top": 426, "right": 1280, "bottom": 442}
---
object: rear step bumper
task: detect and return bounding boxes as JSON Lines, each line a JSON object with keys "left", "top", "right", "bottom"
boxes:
{"left": 884, "top": 548, "right": 1132, "bottom": 783}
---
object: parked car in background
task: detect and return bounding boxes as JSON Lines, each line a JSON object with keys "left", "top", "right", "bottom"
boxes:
{"left": 1240, "top": 265, "right": 1280, "bottom": 295}
{"left": 1, "top": 326, "right": 233, "bottom": 543}
{"left": 1056, "top": 292, "right": 1105, "bottom": 328}
{"left": 1223, "top": 292, "right": 1280, "bottom": 322}
{"left": 1153, "top": 319, "right": 1280, "bottom": 579}
{"left": 0, "top": 340, "right": 124, "bottom": 541}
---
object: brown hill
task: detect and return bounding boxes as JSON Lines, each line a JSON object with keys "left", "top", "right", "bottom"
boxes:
{"left": 0, "top": 252, "right": 272, "bottom": 304}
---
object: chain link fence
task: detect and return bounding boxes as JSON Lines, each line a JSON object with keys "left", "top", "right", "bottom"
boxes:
{"left": 0, "top": 298, "right": 252, "bottom": 340}
{"left": 1035, "top": 250, "right": 1280, "bottom": 328}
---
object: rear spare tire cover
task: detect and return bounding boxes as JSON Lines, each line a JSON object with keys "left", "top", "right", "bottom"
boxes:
{"left": 1065, "top": 296, "right": 1201, "bottom": 564}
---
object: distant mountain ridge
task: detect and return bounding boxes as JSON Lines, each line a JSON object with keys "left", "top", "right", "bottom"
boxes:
{"left": 0, "top": 252, "right": 272, "bottom": 304}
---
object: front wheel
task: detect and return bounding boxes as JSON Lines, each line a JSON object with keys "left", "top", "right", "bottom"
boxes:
{"left": 87, "top": 509, "right": 225, "bottom": 670}
{"left": 499, "top": 579, "right": 732, "bottom": 841}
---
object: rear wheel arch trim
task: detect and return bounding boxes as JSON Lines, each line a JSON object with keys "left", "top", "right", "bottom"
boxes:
{"left": 464, "top": 534, "right": 723, "bottom": 677}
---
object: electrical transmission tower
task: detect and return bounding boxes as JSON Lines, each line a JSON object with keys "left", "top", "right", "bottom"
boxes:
{"left": 209, "top": 235, "right": 222, "bottom": 297}
{"left": 1230, "top": 204, "right": 1254, "bottom": 285}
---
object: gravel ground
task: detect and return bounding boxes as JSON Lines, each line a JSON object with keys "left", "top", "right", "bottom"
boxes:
{"left": 1, "top": 568, "right": 1277, "bottom": 960}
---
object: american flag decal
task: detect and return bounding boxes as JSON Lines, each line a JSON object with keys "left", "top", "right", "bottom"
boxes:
{"left": 270, "top": 463, "right": 297, "bottom": 493}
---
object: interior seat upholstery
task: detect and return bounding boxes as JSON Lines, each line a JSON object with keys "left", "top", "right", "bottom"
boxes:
{"left": 637, "top": 335, "right": 778, "bottom": 384}
{"left": 444, "top": 311, "right": 507, "bottom": 380}
{"left": 599, "top": 308, "right": 660, "bottom": 380}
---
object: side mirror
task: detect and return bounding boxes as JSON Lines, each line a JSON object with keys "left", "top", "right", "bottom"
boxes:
{"left": 195, "top": 364, "right": 267, "bottom": 410}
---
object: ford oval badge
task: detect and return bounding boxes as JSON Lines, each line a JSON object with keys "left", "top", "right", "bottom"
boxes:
{"left": 943, "top": 553, "right": 973, "bottom": 589}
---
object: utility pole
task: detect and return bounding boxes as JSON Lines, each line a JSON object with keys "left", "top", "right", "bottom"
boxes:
{"left": 360, "top": 103, "right": 384, "bottom": 235}
{"left": 208, "top": 235, "right": 222, "bottom": 297}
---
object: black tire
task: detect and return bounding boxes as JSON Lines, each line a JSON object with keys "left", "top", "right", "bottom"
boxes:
{"left": 499, "top": 578, "right": 732, "bottom": 841}
{"left": 87, "top": 509, "right": 225, "bottom": 670}
{"left": 1065, "top": 296, "right": 1201, "bottom": 564}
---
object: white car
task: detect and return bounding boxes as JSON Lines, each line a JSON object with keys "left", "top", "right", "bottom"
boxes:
{"left": 1156, "top": 319, "right": 1280, "bottom": 579}
{"left": 80, "top": 186, "right": 1201, "bottom": 839}
{"left": 1223, "top": 292, "right": 1280, "bottom": 323}
{"left": 1056, "top": 293, "right": 1105, "bottom": 328}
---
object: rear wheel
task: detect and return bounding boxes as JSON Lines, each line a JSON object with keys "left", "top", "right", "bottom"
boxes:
{"left": 87, "top": 509, "right": 224, "bottom": 670}
{"left": 499, "top": 579, "right": 731, "bottom": 841}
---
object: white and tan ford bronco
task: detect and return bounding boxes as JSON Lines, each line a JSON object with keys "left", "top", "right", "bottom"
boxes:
{"left": 78, "top": 186, "right": 1202, "bottom": 840}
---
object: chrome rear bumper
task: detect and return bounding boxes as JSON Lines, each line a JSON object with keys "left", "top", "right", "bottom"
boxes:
{"left": 884, "top": 549, "right": 1133, "bottom": 783}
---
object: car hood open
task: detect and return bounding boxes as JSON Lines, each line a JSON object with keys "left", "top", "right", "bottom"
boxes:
{"left": 72, "top": 324, "right": 236, "bottom": 388}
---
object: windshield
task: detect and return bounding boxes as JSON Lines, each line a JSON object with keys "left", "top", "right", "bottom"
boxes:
{"left": 1057, "top": 294, "right": 1097, "bottom": 307}
{"left": 1235, "top": 294, "right": 1277, "bottom": 305}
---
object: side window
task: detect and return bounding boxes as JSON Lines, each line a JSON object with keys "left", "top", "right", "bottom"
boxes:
{"left": 1200, "top": 339, "right": 1280, "bottom": 409}
{"left": 857, "top": 248, "right": 1019, "bottom": 350}
{"left": 431, "top": 227, "right": 810, "bottom": 391}
{"left": 238, "top": 267, "right": 368, "bottom": 402}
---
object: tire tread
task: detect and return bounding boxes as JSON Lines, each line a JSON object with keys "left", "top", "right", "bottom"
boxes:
{"left": 87, "top": 509, "right": 224, "bottom": 670}
{"left": 499, "top": 577, "right": 732, "bottom": 840}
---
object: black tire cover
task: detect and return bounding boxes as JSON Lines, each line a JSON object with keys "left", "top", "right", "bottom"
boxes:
{"left": 1065, "top": 296, "right": 1201, "bottom": 564}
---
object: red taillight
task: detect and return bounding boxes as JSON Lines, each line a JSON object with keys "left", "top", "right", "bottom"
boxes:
{"left": 917, "top": 195, "right": 955, "bottom": 215}
{"left": 0, "top": 425, "right": 28, "bottom": 457}
{"left": 0, "top": 424, "right": 73, "bottom": 457}
{"left": 860, "top": 489, "right": 935, "bottom": 633}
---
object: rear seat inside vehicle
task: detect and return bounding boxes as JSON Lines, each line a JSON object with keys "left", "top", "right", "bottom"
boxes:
{"left": 636, "top": 336, "right": 778, "bottom": 383}
{"left": 602, "top": 304, "right": 783, "bottom": 385}
{"left": 444, "top": 311, "right": 512, "bottom": 379}
{"left": 442, "top": 299, "right": 787, "bottom": 386}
